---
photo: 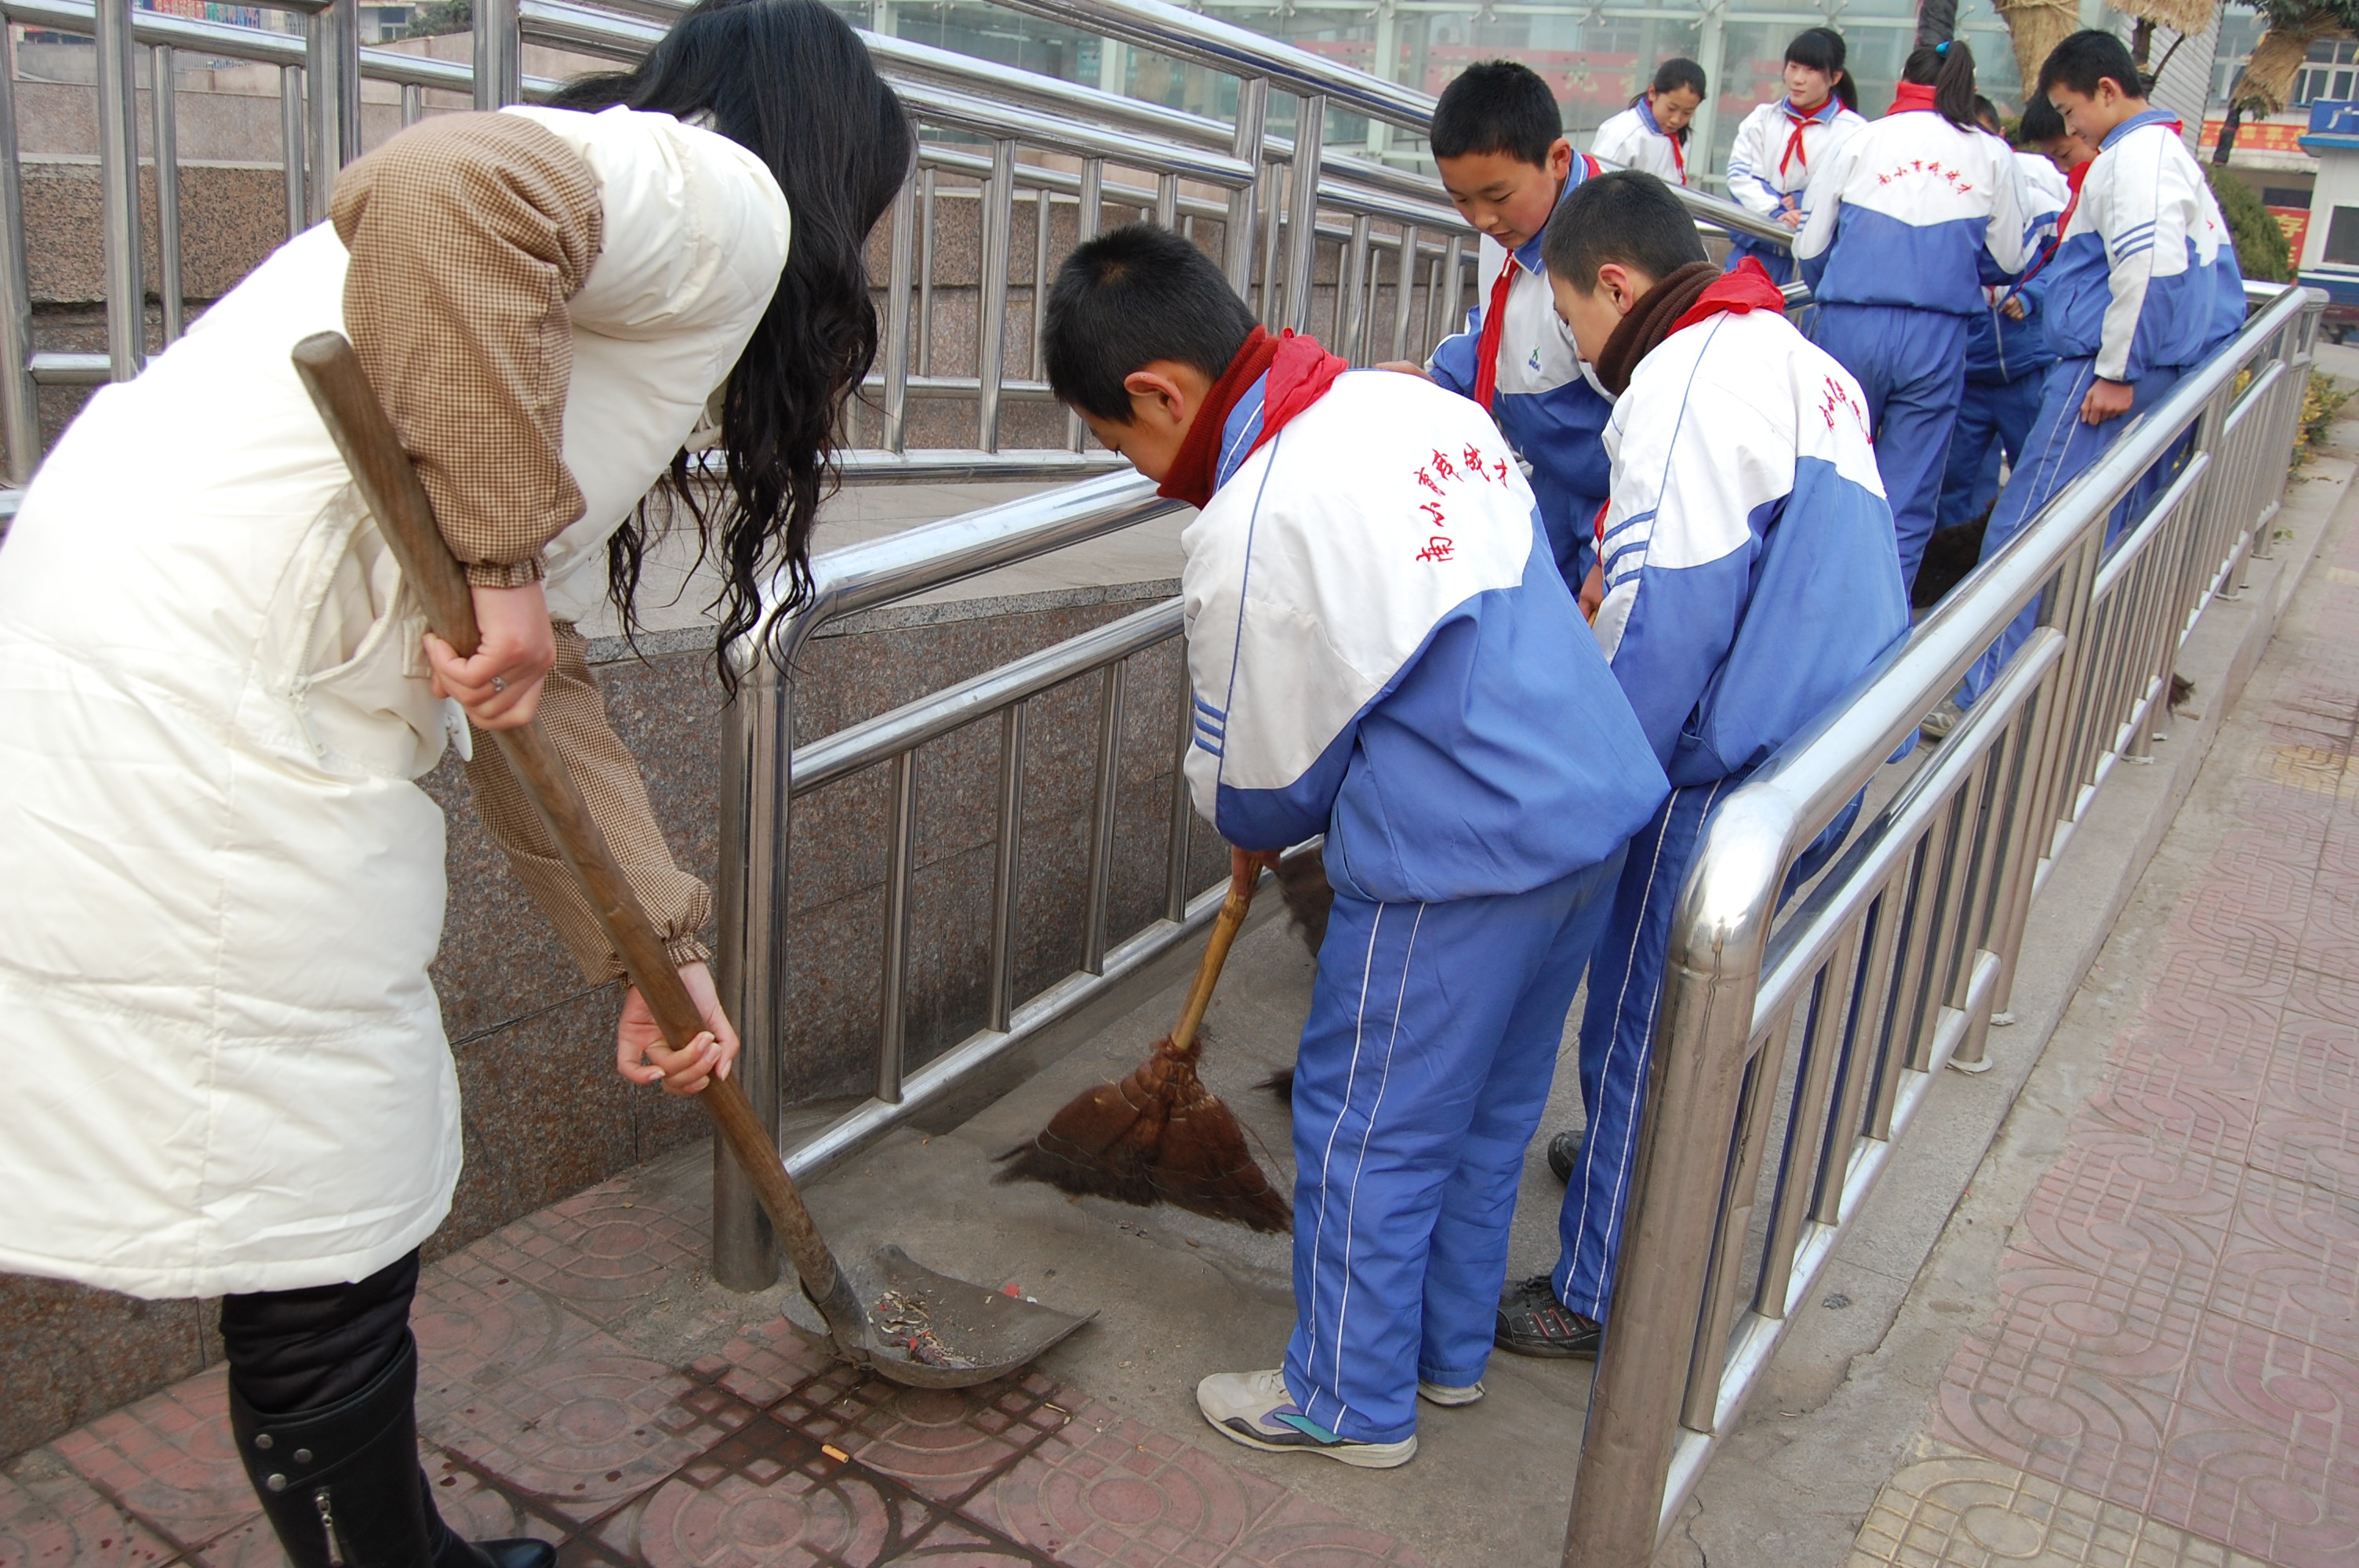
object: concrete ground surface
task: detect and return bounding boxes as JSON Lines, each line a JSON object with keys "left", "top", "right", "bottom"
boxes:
{"left": 7, "top": 432, "right": 2357, "bottom": 1568}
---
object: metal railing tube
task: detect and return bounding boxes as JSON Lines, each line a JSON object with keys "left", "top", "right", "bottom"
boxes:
{"left": 987, "top": 702, "right": 1026, "bottom": 1032}
{"left": 149, "top": 45, "right": 183, "bottom": 345}
{"left": 304, "top": 0, "right": 359, "bottom": 223}
{"left": 712, "top": 652, "right": 783, "bottom": 1290}
{"left": 1282, "top": 93, "right": 1325, "bottom": 332}
{"left": 0, "top": 27, "right": 39, "bottom": 486}
{"left": 976, "top": 139, "right": 1016, "bottom": 453}
{"left": 93, "top": 0, "right": 143, "bottom": 380}
{"left": 1081, "top": 661, "right": 1125, "bottom": 973}
{"left": 278, "top": 66, "right": 305, "bottom": 238}
{"left": 877, "top": 750, "right": 918, "bottom": 1103}
{"left": 881, "top": 176, "right": 915, "bottom": 453}
{"left": 1225, "top": 75, "right": 1267, "bottom": 298}
{"left": 474, "top": 0, "right": 522, "bottom": 108}
{"left": 1561, "top": 282, "right": 2322, "bottom": 1563}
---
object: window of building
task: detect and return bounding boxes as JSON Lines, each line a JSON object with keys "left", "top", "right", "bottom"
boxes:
{"left": 2264, "top": 187, "right": 2315, "bottom": 209}
{"left": 2294, "top": 40, "right": 2359, "bottom": 106}
{"left": 2324, "top": 205, "right": 2359, "bottom": 267}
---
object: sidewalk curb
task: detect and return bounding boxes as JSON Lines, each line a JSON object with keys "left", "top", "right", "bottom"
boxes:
{"left": 1662, "top": 429, "right": 2359, "bottom": 1566}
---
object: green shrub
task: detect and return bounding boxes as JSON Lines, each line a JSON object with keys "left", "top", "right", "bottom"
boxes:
{"left": 2208, "top": 164, "right": 2294, "bottom": 284}
{"left": 2302, "top": 369, "right": 2350, "bottom": 451}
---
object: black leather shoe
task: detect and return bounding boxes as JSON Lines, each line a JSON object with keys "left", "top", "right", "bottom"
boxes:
{"left": 230, "top": 1336, "right": 553, "bottom": 1568}
{"left": 1545, "top": 1129, "right": 1582, "bottom": 1184}
{"left": 1494, "top": 1275, "right": 1603, "bottom": 1359}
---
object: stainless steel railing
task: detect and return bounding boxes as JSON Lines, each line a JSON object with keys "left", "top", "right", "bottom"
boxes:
{"left": 0, "top": 0, "right": 1800, "bottom": 501}
{"left": 1561, "top": 280, "right": 2322, "bottom": 1566}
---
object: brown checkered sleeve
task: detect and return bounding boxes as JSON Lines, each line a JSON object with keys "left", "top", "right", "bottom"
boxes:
{"left": 463, "top": 623, "right": 714, "bottom": 983}
{"left": 331, "top": 111, "right": 605, "bottom": 587}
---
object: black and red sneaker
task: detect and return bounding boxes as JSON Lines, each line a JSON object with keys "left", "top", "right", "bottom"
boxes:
{"left": 1494, "top": 1275, "right": 1603, "bottom": 1359}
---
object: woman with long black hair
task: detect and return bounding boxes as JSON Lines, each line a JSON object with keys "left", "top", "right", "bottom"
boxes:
{"left": 1792, "top": 40, "right": 2053, "bottom": 586}
{"left": 1722, "top": 27, "right": 1866, "bottom": 284}
{"left": 0, "top": 2, "right": 909, "bottom": 1563}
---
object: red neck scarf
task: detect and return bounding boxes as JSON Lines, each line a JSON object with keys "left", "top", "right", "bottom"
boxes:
{"left": 1154, "top": 327, "right": 1349, "bottom": 509}
{"left": 1779, "top": 98, "right": 1830, "bottom": 176}
{"left": 1669, "top": 256, "right": 1791, "bottom": 336}
{"left": 1887, "top": 82, "right": 1938, "bottom": 115}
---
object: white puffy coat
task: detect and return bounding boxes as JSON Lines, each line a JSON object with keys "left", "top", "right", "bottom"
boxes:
{"left": 0, "top": 106, "right": 788, "bottom": 1299}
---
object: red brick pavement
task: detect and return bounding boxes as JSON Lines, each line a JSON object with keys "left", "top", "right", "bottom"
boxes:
{"left": 0, "top": 1178, "right": 1431, "bottom": 1567}
{"left": 1928, "top": 529, "right": 2359, "bottom": 1566}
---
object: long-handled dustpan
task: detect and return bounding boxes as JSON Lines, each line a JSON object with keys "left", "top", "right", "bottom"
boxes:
{"left": 290, "top": 332, "right": 1091, "bottom": 1390}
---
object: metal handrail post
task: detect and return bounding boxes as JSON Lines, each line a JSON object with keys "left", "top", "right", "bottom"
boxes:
{"left": 278, "top": 66, "right": 305, "bottom": 238}
{"left": 881, "top": 175, "right": 915, "bottom": 454}
{"left": 0, "top": 27, "right": 40, "bottom": 485}
{"left": 1282, "top": 93, "right": 1324, "bottom": 333}
{"left": 474, "top": 0, "right": 522, "bottom": 109}
{"left": 93, "top": 0, "right": 143, "bottom": 380}
{"left": 713, "top": 653, "right": 787, "bottom": 1290}
{"left": 976, "top": 138, "right": 1015, "bottom": 453}
{"left": 150, "top": 44, "right": 183, "bottom": 345}
{"left": 1224, "top": 75, "right": 1267, "bottom": 298}
{"left": 304, "top": 0, "right": 359, "bottom": 223}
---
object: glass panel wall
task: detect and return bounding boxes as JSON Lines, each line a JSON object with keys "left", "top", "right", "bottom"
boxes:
{"left": 854, "top": 0, "right": 2030, "bottom": 189}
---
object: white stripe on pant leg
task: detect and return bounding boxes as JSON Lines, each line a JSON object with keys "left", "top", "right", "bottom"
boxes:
{"left": 1317, "top": 902, "right": 1425, "bottom": 1436}
{"left": 1565, "top": 802, "right": 1679, "bottom": 1287}
{"left": 2026, "top": 364, "right": 2095, "bottom": 506}
{"left": 1594, "top": 779, "right": 1732, "bottom": 1287}
{"left": 1299, "top": 903, "right": 1387, "bottom": 1395}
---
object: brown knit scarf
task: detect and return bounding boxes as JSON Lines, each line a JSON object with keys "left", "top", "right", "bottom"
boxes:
{"left": 1591, "top": 261, "right": 1719, "bottom": 396}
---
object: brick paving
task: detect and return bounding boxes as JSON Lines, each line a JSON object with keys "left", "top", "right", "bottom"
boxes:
{"left": 1853, "top": 532, "right": 2359, "bottom": 1563}
{"left": 0, "top": 1171, "right": 1430, "bottom": 1566}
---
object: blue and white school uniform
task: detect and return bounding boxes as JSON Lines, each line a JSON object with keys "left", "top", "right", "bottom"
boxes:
{"left": 1794, "top": 105, "right": 2049, "bottom": 585}
{"left": 1725, "top": 96, "right": 1866, "bottom": 285}
{"left": 1962, "top": 111, "right": 2245, "bottom": 704}
{"left": 1936, "top": 152, "right": 2073, "bottom": 532}
{"left": 1427, "top": 159, "right": 1615, "bottom": 586}
{"left": 1184, "top": 368, "right": 1667, "bottom": 1444}
{"left": 1590, "top": 99, "right": 1688, "bottom": 185}
{"left": 1555, "top": 303, "right": 1910, "bottom": 1323}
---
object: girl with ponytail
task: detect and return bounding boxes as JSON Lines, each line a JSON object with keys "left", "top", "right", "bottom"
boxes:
{"left": 1722, "top": 27, "right": 1866, "bottom": 284}
{"left": 1590, "top": 56, "right": 1707, "bottom": 186}
{"left": 1790, "top": 38, "right": 2058, "bottom": 586}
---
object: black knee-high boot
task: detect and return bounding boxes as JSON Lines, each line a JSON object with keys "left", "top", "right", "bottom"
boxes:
{"left": 227, "top": 1335, "right": 552, "bottom": 1568}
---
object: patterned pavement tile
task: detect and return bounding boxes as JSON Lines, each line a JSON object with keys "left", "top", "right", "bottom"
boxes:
{"left": 423, "top": 1344, "right": 756, "bottom": 1525}
{"left": 961, "top": 1399, "right": 1288, "bottom": 1567}
{"left": 769, "top": 1368, "right": 1063, "bottom": 1508}
{"left": 2207, "top": 1229, "right": 2359, "bottom": 1348}
{"left": 486, "top": 1180, "right": 707, "bottom": 1328}
{"left": 0, "top": 1457, "right": 176, "bottom": 1567}
{"left": 696, "top": 1318, "right": 834, "bottom": 1411}
{"left": 1848, "top": 1439, "right": 2277, "bottom": 1567}
{"left": 881, "top": 1517, "right": 1054, "bottom": 1565}
{"left": 1990, "top": 1254, "right": 2206, "bottom": 1388}
{"left": 2009, "top": 1131, "right": 2235, "bottom": 1301}
{"left": 1223, "top": 1490, "right": 1435, "bottom": 1566}
{"left": 413, "top": 1253, "right": 609, "bottom": 1424}
{"left": 49, "top": 1368, "right": 259, "bottom": 1555}
{"left": 2149, "top": 1402, "right": 2359, "bottom": 1568}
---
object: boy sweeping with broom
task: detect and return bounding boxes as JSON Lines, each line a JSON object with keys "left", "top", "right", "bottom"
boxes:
{"left": 1041, "top": 224, "right": 1668, "bottom": 1468}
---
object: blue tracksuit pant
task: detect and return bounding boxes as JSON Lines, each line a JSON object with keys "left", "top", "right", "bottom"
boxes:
{"left": 1811, "top": 304, "right": 1972, "bottom": 589}
{"left": 1936, "top": 373, "right": 2048, "bottom": 531}
{"left": 1727, "top": 235, "right": 1797, "bottom": 288}
{"left": 1961, "top": 357, "right": 2187, "bottom": 706}
{"left": 1553, "top": 778, "right": 1862, "bottom": 1321}
{"left": 1284, "top": 849, "right": 1624, "bottom": 1444}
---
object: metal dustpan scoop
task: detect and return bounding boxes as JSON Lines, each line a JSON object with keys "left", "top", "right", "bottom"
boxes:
{"left": 789, "top": 1244, "right": 1094, "bottom": 1388}
{"left": 289, "top": 331, "right": 1092, "bottom": 1391}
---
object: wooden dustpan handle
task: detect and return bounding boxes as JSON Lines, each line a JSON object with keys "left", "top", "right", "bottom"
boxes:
{"left": 1166, "top": 847, "right": 1270, "bottom": 1058}
{"left": 288, "top": 332, "right": 871, "bottom": 1356}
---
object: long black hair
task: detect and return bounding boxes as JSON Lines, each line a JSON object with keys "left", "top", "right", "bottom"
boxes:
{"left": 550, "top": 0, "right": 913, "bottom": 684}
{"left": 1901, "top": 40, "right": 1979, "bottom": 131}
{"left": 1785, "top": 27, "right": 1859, "bottom": 114}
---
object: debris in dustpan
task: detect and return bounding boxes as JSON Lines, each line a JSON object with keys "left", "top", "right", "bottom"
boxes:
{"left": 872, "top": 1287, "right": 976, "bottom": 1370}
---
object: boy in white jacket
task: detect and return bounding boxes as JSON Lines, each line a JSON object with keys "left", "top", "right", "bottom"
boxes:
{"left": 1045, "top": 224, "right": 1667, "bottom": 1467}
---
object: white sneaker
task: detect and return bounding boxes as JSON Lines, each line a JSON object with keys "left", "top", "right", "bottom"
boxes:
{"left": 1416, "top": 1377, "right": 1484, "bottom": 1406}
{"left": 1194, "top": 1369, "right": 1418, "bottom": 1468}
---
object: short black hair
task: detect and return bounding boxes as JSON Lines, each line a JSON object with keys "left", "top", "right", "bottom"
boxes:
{"left": 2016, "top": 94, "right": 2066, "bottom": 145}
{"left": 1043, "top": 224, "right": 1258, "bottom": 423}
{"left": 1432, "top": 60, "right": 1563, "bottom": 165}
{"left": 1541, "top": 169, "right": 1707, "bottom": 292}
{"left": 1973, "top": 94, "right": 2002, "bottom": 134}
{"left": 2037, "top": 30, "right": 2146, "bottom": 103}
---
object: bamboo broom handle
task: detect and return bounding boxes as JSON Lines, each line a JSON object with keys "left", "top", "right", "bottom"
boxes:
{"left": 289, "top": 332, "right": 873, "bottom": 1358}
{"left": 1165, "top": 848, "right": 1266, "bottom": 1058}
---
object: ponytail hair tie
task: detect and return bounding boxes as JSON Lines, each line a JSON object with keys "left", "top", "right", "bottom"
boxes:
{"left": 1935, "top": 39, "right": 1950, "bottom": 53}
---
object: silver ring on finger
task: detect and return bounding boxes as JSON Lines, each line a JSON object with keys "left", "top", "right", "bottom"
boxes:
{"left": 491, "top": 674, "right": 507, "bottom": 694}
